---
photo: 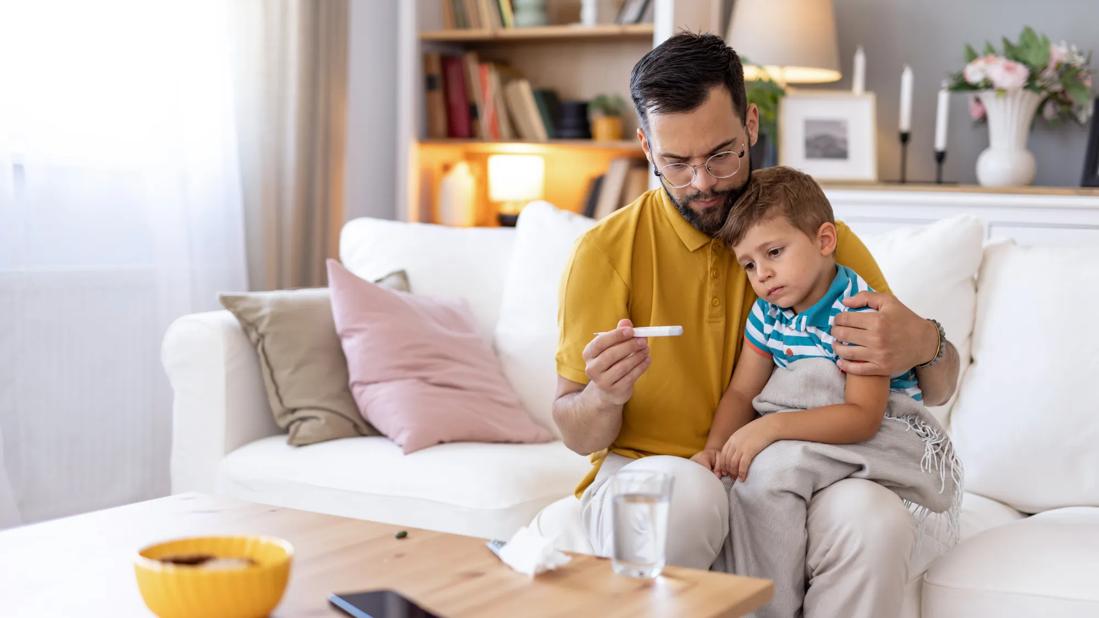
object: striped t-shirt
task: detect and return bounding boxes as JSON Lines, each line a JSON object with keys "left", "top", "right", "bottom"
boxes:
{"left": 743, "top": 264, "right": 923, "bottom": 401}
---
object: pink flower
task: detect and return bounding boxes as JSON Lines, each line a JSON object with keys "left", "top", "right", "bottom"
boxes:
{"left": 963, "top": 55, "right": 994, "bottom": 85}
{"left": 1048, "top": 42, "right": 1069, "bottom": 71}
{"left": 1042, "top": 100, "right": 1058, "bottom": 121}
{"left": 969, "top": 95, "right": 986, "bottom": 121}
{"left": 986, "top": 57, "right": 1029, "bottom": 90}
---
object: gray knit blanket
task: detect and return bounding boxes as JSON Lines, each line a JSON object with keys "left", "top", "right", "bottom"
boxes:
{"left": 752, "top": 358, "right": 963, "bottom": 549}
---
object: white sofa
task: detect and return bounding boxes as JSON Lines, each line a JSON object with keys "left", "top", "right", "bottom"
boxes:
{"left": 164, "top": 202, "right": 1099, "bottom": 617}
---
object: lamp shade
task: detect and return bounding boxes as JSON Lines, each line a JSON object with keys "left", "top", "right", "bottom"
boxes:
{"left": 488, "top": 155, "right": 544, "bottom": 203}
{"left": 726, "top": 0, "right": 841, "bottom": 84}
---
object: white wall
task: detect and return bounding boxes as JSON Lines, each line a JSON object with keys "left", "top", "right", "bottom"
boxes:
{"left": 345, "top": 0, "right": 399, "bottom": 221}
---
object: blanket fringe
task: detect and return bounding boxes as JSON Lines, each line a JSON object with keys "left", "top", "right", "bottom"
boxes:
{"left": 884, "top": 413, "right": 964, "bottom": 553}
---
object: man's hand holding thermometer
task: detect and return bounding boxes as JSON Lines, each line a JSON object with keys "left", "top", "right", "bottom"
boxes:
{"left": 582, "top": 320, "right": 682, "bottom": 407}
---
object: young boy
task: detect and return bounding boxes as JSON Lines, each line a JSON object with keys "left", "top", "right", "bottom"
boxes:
{"left": 692, "top": 166, "right": 961, "bottom": 617}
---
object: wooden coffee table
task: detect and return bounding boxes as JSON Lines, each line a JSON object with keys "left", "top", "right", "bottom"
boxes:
{"left": 0, "top": 492, "right": 772, "bottom": 616}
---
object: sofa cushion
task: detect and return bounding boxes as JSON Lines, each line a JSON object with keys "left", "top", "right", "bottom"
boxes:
{"left": 217, "top": 272, "right": 408, "bottom": 446}
{"left": 493, "top": 202, "right": 596, "bottom": 436}
{"left": 339, "top": 217, "right": 515, "bottom": 342}
{"left": 922, "top": 507, "right": 1099, "bottom": 616}
{"left": 328, "top": 260, "right": 551, "bottom": 453}
{"left": 216, "top": 436, "right": 590, "bottom": 540}
{"left": 951, "top": 242, "right": 1099, "bottom": 513}
{"left": 858, "top": 215, "right": 984, "bottom": 425}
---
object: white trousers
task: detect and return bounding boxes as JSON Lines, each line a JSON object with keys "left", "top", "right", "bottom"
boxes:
{"left": 582, "top": 453, "right": 917, "bottom": 618}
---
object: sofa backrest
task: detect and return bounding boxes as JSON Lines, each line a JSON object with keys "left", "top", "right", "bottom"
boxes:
{"left": 950, "top": 242, "right": 1099, "bottom": 514}
{"left": 340, "top": 217, "right": 515, "bottom": 341}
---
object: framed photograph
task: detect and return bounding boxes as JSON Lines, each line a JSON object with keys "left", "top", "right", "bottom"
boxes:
{"left": 779, "top": 91, "right": 878, "bottom": 182}
{"left": 1081, "top": 97, "right": 1099, "bottom": 187}
{"left": 615, "top": 0, "right": 651, "bottom": 24}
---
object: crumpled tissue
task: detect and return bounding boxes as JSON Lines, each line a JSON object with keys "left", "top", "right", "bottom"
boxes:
{"left": 487, "top": 526, "right": 571, "bottom": 576}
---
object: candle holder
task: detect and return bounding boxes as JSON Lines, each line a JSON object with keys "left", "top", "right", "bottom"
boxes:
{"left": 899, "top": 131, "right": 911, "bottom": 184}
{"left": 934, "top": 150, "right": 946, "bottom": 184}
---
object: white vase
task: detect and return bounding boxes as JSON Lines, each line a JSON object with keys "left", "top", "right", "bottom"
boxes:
{"left": 975, "top": 89, "right": 1043, "bottom": 187}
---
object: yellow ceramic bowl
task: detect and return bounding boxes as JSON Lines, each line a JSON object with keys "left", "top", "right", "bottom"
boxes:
{"left": 134, "top": 535, "right": 293, "bottom": 618}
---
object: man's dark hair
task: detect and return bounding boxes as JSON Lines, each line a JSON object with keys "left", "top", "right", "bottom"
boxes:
{"left": 629, "top": 32, "right": 748, "bottom": 132}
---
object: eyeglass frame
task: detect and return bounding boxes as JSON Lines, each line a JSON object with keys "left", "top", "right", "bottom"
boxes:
{"left": 652, "top": 148, "right": 747, "bottom": 189}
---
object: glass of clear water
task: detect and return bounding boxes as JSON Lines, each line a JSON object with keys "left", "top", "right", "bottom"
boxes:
{"left": 610, "top": 469, "right": 674, "bottom": 578}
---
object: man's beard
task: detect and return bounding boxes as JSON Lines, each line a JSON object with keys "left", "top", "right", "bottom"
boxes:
{"left": 663, "top": 166, "right": 753, "bottom": 237}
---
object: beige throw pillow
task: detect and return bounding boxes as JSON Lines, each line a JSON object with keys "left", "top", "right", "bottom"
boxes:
{"left": 219, "top": 270, "right": 410, "bottom": 446}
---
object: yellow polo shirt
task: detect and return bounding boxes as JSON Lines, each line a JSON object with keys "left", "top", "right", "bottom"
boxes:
{"left": 556, "top": 188, "right": 889, "bottom": 496}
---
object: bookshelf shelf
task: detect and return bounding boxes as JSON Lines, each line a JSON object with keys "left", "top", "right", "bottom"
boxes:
{"left": 420, "top": 24, "right": 654, "bottom": 44}
{"left": 418, "top": 138, "right": 642, "bottom": 152}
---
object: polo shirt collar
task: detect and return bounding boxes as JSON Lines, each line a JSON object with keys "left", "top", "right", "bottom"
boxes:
{"left": 659, "top": 189, "right": 712, "bottom": 252}
{"left": 783, "top": 265, "right": 849, "bottom": 331}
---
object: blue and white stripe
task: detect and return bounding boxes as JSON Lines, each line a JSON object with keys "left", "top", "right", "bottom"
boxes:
{"left": 744, "top": 264, "right": 923, "bottom": 401}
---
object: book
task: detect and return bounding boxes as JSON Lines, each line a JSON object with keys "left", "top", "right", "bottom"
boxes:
{"left": 497, "top": 0, "right": 514, "bottom": 28}
{"left": 442, "top": 0, "right": 456, "bottom": 29}
{"left": 479, "top": 0, "right": 502, "bottom": 29}
{"left": 423, "top": 53, "right": 448, "bottom": 139}
{"left": 531, "top": 89, "right": 560, "bottom": 139}
{"left": 441, "top": 55, "right": 472, "bottom": 138}
{"left": 515, "top": 79, "right": 548, "bottom": 141}
{"left": 503, "top": 79, "right": 536, "bottom": 140}
{"left": 620, "top": 164, "right": 650, "bottom": 208}
{"left": 478, "top": 63, "right": 500, "bottom": 140}
{"left": 451, "top": 0, "right": 467, "bottom": 28}
{"left": 582, "top": 174, "right": 605, "bottom": 218}
{"left": 462, "top": 0, "right": 483, "bottom": 28}
{"left": 594, "top": 158, "right": 633, "bottom": 219}
{"left": 461, "top": 51, "right": 485, "bottom": 138}
{"left": 488, "top": 65, "right": 515, "bottom": 140}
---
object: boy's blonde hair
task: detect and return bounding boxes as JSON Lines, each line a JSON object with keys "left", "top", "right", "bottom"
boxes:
{"left": 718, "top": 166, "right": 835, "bottom": 248}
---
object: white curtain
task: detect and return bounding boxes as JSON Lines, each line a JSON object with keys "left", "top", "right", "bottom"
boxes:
{"left": 0, "top": 1, "right": 247, "bottom": 523}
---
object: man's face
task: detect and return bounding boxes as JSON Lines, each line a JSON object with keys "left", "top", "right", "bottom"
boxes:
{"left": 639, "top": 85, "right": 758, "bottom": 236}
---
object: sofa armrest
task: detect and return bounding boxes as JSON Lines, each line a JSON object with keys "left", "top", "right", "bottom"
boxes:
{"left": 162, "top": 310, "right": 280, "bottom": 493}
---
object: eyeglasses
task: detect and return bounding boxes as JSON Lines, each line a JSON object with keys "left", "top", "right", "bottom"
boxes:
{"left": 654, "top": 149, "right": 746, "bottom": 189}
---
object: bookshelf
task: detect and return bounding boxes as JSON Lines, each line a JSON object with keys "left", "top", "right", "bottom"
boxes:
{"left": 420, "top": 23, "right": 655, "bottom": 43}
{"left": 399, "top": 1, "right": 724, "bottom": 226}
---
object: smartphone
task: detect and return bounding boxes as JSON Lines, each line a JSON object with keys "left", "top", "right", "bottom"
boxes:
{"left": 329, "top": 590, "right": 440, "bottom": 618}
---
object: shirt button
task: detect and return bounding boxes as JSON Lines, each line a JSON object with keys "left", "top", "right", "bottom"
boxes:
{"left": 785, "top": 348, "right": 794, "bottom": 356}
{"left": 710, "top": 268, "right": 719, "bottom": 279}
{"left": 711, "top": 297, "right": 720, "bottom": 307}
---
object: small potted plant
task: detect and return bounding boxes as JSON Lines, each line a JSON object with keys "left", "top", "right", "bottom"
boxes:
{"left": 589, "top": 94, "right": 627, "bottom": 142}
{"left": 744, "top": 60, "right": 785, "bottom": 170}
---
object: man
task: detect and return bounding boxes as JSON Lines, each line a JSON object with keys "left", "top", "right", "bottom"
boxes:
{"left": 553, "top": 33, "right": 959, "bottom": 617}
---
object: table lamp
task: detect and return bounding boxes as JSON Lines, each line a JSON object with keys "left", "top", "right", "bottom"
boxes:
{"left": 488, "top": 154, "right": 544, "bottom": 227}
{"left": 726, "top": 0, "right": 841, "bottom": 87}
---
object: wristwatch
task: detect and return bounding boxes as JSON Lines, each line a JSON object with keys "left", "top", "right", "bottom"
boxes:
{"left": 915, "top": 318, "right": 946, "bottom": 369}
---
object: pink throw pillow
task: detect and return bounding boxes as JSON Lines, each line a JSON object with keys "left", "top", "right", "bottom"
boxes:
{"left": 327, "top": 260, "right": 552, "bottom": 453}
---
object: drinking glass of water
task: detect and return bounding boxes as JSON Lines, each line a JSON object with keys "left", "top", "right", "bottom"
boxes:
{"left": 610, "top": 469, "right": 674, "bottom": 578}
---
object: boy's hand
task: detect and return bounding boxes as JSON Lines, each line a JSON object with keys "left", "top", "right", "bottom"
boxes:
{"left": 689, "top": 448, "right": 721, "bottom": 477}
{"left": 720, "top": 416, "right": 779, "bottom": 482}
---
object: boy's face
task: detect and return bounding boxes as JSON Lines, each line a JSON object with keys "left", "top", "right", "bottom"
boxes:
{"left": 731, "top": 215, "right": 837, "bottom": 312}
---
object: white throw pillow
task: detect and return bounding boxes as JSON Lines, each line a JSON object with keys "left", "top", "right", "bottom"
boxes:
{"left": 951, "top": 242, "right": 1099, "bottom": 513}
{"left": 493, "top": 202, "right": 596, "bottom": 437}
{"left": 340, "top": 218, "right": 516, "bottom": 342}
{"left": 857, "top": 215, "right": 985, "bottom": 425}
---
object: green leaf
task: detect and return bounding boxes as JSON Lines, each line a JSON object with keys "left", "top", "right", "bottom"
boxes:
{"left": 1065, "top": 80, "right": 1091, "bottom": 108}
{"left": 964, "top": 43, "right": 979, "bottom": 63}
{"left": 1003, "top": 36, "right": 1020, "bottom": 62}
{"left": 984, "top": 41, "right": 997, "bottom": 56}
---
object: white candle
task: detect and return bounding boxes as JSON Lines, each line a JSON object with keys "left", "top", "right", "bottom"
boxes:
{"left": 934, "top": 82, "right": 950, "bottom": 151}
{"left": 852, "top": 46, "right": 866, "bottom": 95}
{"left": 899, "top": 65, "right": 913, "bottom": 133}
